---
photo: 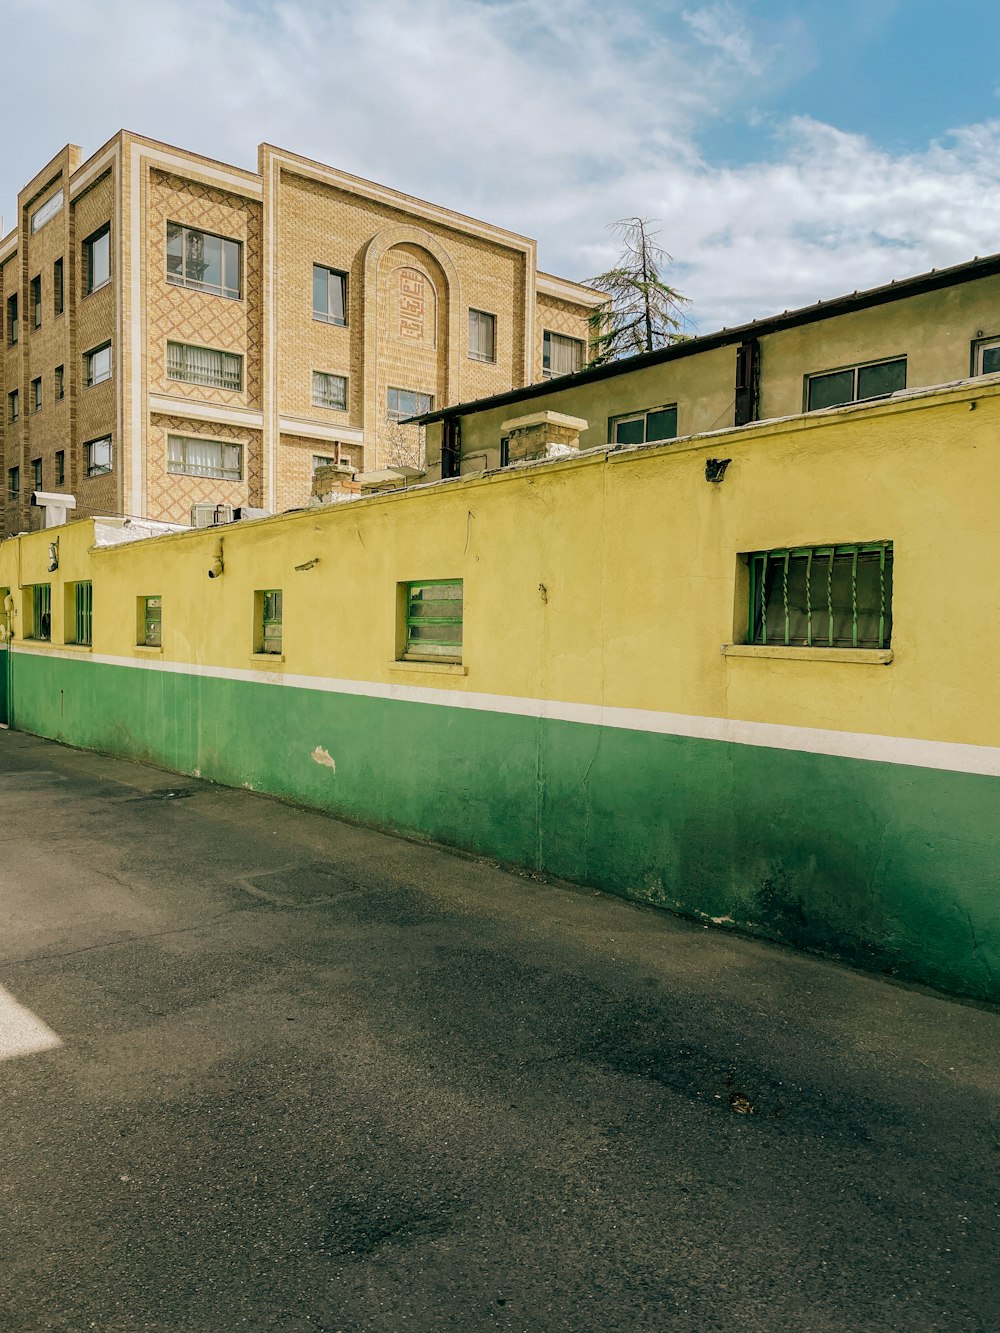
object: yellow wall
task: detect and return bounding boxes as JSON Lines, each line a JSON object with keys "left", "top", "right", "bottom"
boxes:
{"left": 3, "top": 377, "right": 999, "bottom": 753}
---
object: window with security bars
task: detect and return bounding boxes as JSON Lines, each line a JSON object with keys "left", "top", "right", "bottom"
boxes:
{"left": 748, "top": 543, "right": 892, "bottom": 650}
{"left": 140, "top": 596, "right": 162, "bottom": 647}
{"left": 312, "top": 371, "right": 348, "bottom": 410}
{"left": 256, "top": 589, "right": 283, "bottom": 654}
{"left": 403, "top": 580, "right": 463, "bottom": 660}
{"left": 167, "top": 223, "right": 241, "bottom": 299}
{"left": 167, "top": 435, "right": 242, "bottom": 480}
{"left": 167, "top": 341, "right": 242, "bottom": 391}
{"left": 806, "top": 358, "right": 906, "bottom": 411}
{"left": 72, "top": 582, "right": 93, "bottom": 646}
{"left": 542, "top": 330, "right": 584, "bottom": 378}
{"left": 30, "top": 584, "right": 51, "bottom": 641}
{"left": 468, "top": 309, "right": 496, "bottom": 362}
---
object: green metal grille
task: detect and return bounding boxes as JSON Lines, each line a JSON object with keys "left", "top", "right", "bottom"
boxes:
{"left": 74, "top": 581, "right": 92, "bottom": 646}
{"left": 31, "top": 584, "right": 51, "bottom": 641}
{"left": 405, "top": 580, "right": 463, "bottom": 659}
{"left": 143, "top": 596, "right": 162, "bottom": 647}
{"left": 749, "top": 543, "right": 892, "bottom": 649}
{"left": 260, "top": 590, "right": 282, "bottom": 654}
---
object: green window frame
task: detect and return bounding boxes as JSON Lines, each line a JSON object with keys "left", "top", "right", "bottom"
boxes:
{"left": 404, "top": 580, "right": 463, "bottom": 661}
{"left": 610, "top": 403, "right": 678, "bottom": 446}
{"left": 73, "top": 582, "right": 93, "bottom": 646}
{"left": 141, "top": 596, "right": 162, "bottom": 647}
{"left": 257, "top": 589, "right": 283, "bottom": 655}
{"left": 30, "top": 584, "right": 51, "bottom": 641}
{"left": 748, "top": 543, "right": 892, "bottom": 650}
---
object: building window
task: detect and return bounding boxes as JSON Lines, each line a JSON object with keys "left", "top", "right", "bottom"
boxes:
{"left": 32, "top": 378, "right": 42, "bottom": 413}
{"left": 748, "top": 543, "right": 893, "bottom": 650}
{"left": 312, "top": 264, "right": 347, "bottom": 325}
{"left": 403, "top": 579, "right": 463, "bottom": 661}
{"left": 71, "top": 581, "right": 93, "bottom": 646}
{"left": 30, "top": 190, "right": 63, "bottom": 234}
{"left": 8, "top": 467, "right": 19, "bottom": 501}
{"left": 8, "top": 390, "right": 18, "bottom": 422}
{"left": 55, "top": 366, "right": 64, "bottom": 401}
{"left": 166, "top": 341, "right": 243, "bottom": 391}
{"left": 806, "top": 358, "right": 906, "bottom": 412}
{"left": 166, "top": 223, "right": 241, "bottom": 299}
{"left": 29, "top": 584, "right": 51, "bottom": 641}
{"left": 610, "top": 404, "right": 678, "bottom": 445}
{"left": 542, "top": 330, "right": 584, "bottom": 378}
{"left": 55, "top": 450, "right": 65, "bottom": 485}
{"left": 312, "top": 371, "right": 348, "bottom": 411}
{"left": 468, "top": 309, "right": 496, "bottom": 363}
{"left": 312, "top": 454, "right": 336, "bottom": 471}
{"left": 85, "top": 342, "right": 112, "bottom": 387}
{"left": 30, "top": 275, "right": 41, "bottom": 329}
{"left": 140, "top": 596, "right": 162, "bottom": 648}
{"left": 7, "top": 294, "right": 17, "bottom": 345}
{"left": 85, "top": 436, "right": 113, "bottom": 477}
{"left": 32, "top": 458, "right": 42, "bottom": 490}
{"left": 387, "top": 387, "right": 433, "bottom": 422}
{"left": 167, "top": 434, "right": 242, "bottom": 480}
{"left": 83, "top": 223, "right": 111, "bottom": 294}
{"left": 256, "top": 589, "right": 283, "bottom": 655}
{"left": 53, "top": 258, "right": 64, "bottom": 315}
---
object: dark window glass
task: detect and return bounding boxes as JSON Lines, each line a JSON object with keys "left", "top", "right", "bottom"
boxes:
{"left": 32, "top": 458, "right": 42, "bottom": 488}
{"left": 54, "top": 258, "right": 64, "bottom": 315}
{"left": 981, "top": 345, "right": 1000, "bottom": 375}
{"left": 166, "top": 223, "right": 241, "bottom": 299}
{"left": 55, "top": 451, "right": 65, "bottom": 485}
{"left": 857, "top": 358, "right": 906, "bottom": 400}
{"left": 313, "top": 265, "right": 347, "bottom": 325}
{"left": 750, "top": 545, "right": 892, "bottom": 649}
{"left": 30, "top": 276, "right": 41, "bottom": 328}
{"left": 613, "top": 417, "right": 645, "bottom": 445}
{"left": 84, "top": 225, "right": 111, "bottom": 293}
{"left": 646, "top": 406, "right": 678, "bottom": 441}
{"left": 807, "top": 369, "right": 855, "bottom": 411}
{"left": 7, "top": 295, "right": 18, "bottom": 344}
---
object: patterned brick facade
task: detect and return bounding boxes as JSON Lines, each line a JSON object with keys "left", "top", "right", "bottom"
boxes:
{"left": 0, "top": 133, "right": 600, "bottom": 536}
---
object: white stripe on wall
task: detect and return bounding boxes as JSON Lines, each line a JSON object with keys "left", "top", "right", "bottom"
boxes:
{"left": 12, "top": 644, "right": 1000, "bottom": 780}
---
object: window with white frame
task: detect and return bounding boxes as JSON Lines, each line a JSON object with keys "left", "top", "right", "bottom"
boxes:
{"left": 542, "top": 330, "right": 584, "bottom": 378}
{"left": 806, "top": 357, "right": 906, "bottom": 411}
{"left": 166, "top": 223, "right": 241, "bottom": 299}
{"left": 167, "top": 434, "right": 242, "bottom": 480}
{"left": 85, "top": 436, "right": 112, "bottom": 477}
{"left": 166, "top": 341, "right": 243, "bottom": 391}
{"left": 312, "top": 454, "right": 336, "bottom": 471}
{"left": 468, "top": 309, "right": 496, "bottom": 362}
{"left": 313, "top": 264, "right": 347, "bottom": 325}
{"left": 973, "top": 336, "right": 1000, "bottom": 376}
{"left": 85, "top": 342, "right": 112, "bottom": 387}
{"left": 387, "top": 387, "right": 433, "bottom": 422}
{"left": 83, "top": 224, "right": 111, "bottom": 294}
{"left": 312, "top": 371, "right": 348, "bottom": 410}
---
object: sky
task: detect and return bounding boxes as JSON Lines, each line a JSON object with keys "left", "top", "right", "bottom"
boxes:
{"left": 3, "top": 0, "right": 1000, "bottom": 332}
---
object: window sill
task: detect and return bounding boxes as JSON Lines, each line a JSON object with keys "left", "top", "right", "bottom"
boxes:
{"left": 83, "top": 279, "right": 111, "bottom": 298}
{"left": 722, "top": 644, "right": 893, "bottom": 665}
{"left": 251, "top": 652, "right": 284, "bottom": 665}
{"left": 55, "top": 641, "right": 92, "bottom": 653}
{"left": 390, "top": 658, "right": 467, "bottom": 676}
{"left": 134, "top": 644, "right": 163, "bottom": 654}
{"left": 16, "top": 638, "right": 54, "bottom": 650}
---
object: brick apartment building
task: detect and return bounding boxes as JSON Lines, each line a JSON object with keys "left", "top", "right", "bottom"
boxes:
{"left": 0, "top": 132, "right": 600, "bottom": 533}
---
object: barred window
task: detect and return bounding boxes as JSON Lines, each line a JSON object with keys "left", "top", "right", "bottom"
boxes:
{"left": 256, "top": 589, "right": 283, "bottom": 655}
{"left": 167, "top": 341, "right": 242, "bottom": 391}
{"left": 167, "top": 223, "right": 241, "bottom": 299}
{"left": 748, "top": 543, "right": 893, "bottom": 650}
{"left": 403, "top": 580, "right": 463, "bottom": 661}
{"left": 72, "top": 582, "right": 93, "bottom": 646}
{"left": 141, "top": 596, "right": 161, "bottom": 647}
{"left": 29, "top": 584, "right": 51, "bottom": 641}
{"left": 312, "top": 371, "right": 348, "bottom": 411}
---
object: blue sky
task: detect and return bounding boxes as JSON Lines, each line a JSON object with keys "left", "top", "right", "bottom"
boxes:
{"left": 3, "top": 0, "right": 999, "bottom": 331}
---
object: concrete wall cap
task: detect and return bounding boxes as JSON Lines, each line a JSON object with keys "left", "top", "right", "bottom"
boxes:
{"left": 500, "top": 411, "right": 589, "bottom": 432}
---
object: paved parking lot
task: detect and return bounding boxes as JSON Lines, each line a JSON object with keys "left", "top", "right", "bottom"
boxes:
{"left": 0, "top": 730, "right": 997, "bottom": 1331}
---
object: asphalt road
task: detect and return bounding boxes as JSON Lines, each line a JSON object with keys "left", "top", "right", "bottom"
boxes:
{"left": 0, "top": 730, "right": 997, "bottom": 1332}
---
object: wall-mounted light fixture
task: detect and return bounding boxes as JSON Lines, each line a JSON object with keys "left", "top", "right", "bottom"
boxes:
{"left": 705, "top": 458, "right": 732, "bottom": 484}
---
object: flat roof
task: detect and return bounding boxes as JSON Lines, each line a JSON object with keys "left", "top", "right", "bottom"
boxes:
{"left": 412, "top": 249, "right": 1000, "bottom": 425}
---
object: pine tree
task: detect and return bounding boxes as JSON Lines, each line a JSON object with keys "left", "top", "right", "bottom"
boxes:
{"left": 587, "top": 217, "right": 689, "bottom": 366}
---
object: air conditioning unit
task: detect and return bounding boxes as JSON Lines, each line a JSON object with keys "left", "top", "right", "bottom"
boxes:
{"left": 190, "top": 503, "right": 235, "bottom": 529}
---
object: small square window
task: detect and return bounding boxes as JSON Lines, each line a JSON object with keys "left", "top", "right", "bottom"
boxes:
{"left": 85, "top": 436, "right": 112, "bottom": 477}
{"left": 313, "top": 264, "right": 347, "bottom": 325}
{"left": 83, "top": 223, "right": 111, "bottom": 294}
{"left": 402, "top": 579, "right": 463, "bottom": 661}
{"left": 166, "top": 223, "right": 241, "bottom": 299}
{"left": 85, "top": 342, "right": 112, "bottom": 388}
{"left": 468, "top": 309, "right": 496, "bottom": 363}
{"left": 312, "top": 371, "right": 348, "bottom": 411}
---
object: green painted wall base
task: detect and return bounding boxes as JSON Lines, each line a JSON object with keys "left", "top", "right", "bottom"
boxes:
{"left": 8, "top": 651, "right": 999, "bottom": 1002}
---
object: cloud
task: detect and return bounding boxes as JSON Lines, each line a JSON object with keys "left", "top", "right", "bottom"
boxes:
{"left": 2, "top": 0, "right": 999, "bottom": 334}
